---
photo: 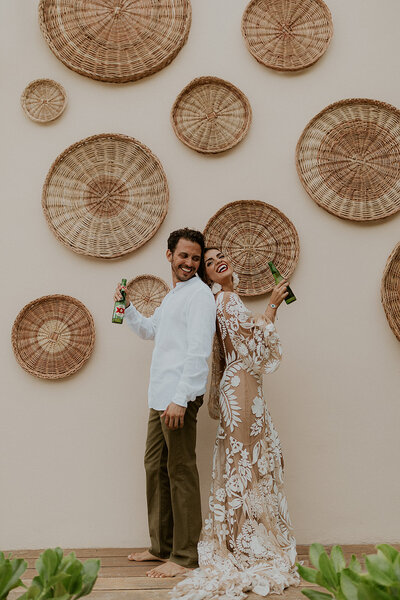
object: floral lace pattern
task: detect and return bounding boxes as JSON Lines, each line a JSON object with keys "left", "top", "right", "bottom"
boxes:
{"left": 171, "top": 292, "right": 299, "bottom": 600}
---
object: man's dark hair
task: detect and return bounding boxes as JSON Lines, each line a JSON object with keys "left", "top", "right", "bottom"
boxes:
{"left": 167, "top": 228, "right": 205, "bottom": 254}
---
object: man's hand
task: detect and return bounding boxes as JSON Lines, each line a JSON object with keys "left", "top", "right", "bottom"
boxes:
{"left": 161, "top": 402, "right": 186, "bottom": 430}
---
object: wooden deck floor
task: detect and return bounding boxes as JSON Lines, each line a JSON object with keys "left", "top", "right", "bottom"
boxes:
{"left": 7, "top": 546, "right": 399, "bottom": 600}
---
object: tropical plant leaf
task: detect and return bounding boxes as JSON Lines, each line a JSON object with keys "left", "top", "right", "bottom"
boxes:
{"left": 310, "top": 544, "right": 326, "bottom": 569}
{"left": 340, "top": 570, "right": 358, "bottom": 600}
{"left": 357, "top": 580, "right": 392, "bottom": 600}
{"left": 297, "top": 564, "right": 319, "bottom": 584}
{"left": 319, "top": 553, "right": 339, "bottom": 591}
{"left": 73, "top": 560, "right": 100, "bottom": 600}
{"left": 348, "top": 555, "right": 362, "bottom": 574}
{"left": 376, "top": 545, "right": 399, "bottom": 564}
{"left": 365, "top": 553, "right": 396, "bottom": 586}
{"left": 331, "top": 546, "right": 346, "bottom": 573}
{"left": 301, "top": 590, "right": 333, "bottom": 600}
{"left": 0, "top": 558, "right": 27, "bottom": 599}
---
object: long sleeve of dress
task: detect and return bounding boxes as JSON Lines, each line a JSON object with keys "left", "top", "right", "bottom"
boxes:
{"left": 219, "top": 292, "right": 282, "bottom": 375}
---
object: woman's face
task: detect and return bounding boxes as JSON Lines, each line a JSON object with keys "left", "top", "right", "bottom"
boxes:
{"left": 204, "top": 248, "right": 233, "bottom": 285}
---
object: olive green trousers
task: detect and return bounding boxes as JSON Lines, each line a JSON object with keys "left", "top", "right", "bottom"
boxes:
{"left": 144, "top": 396, "right": 203, "bottom": 568}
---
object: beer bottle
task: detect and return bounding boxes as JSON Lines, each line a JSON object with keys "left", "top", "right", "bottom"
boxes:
{"left": 112, "top": 278, "right": 127, "bottom": 324}
{"left": 268, "top": 262, "right": 296, "bottom": 304}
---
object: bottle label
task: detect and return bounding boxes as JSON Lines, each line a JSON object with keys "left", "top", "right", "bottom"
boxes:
{"left": 113, "top": 304, "right": 125, "bottom": 319}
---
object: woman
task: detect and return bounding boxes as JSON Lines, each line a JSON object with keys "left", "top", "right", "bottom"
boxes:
{"left": 171, "top": 249, "right": 299, "bottom": 600}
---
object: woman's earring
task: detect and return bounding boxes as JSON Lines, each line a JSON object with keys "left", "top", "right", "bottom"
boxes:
{"left": 211, "top": 282, "right": 222, "bottom": 295}
{"left": 232, "top": 272, "right": 240, "bottom": 290}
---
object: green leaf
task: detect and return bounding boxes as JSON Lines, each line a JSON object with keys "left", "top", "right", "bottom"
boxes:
{"left": 377, "top": 545, "right": 399, "bottom": 564}
{"left": 36, "top": 550, "right": 59, "bottom": 581}
{"left": 331, "top": 546, "right": 346, "bottom": 573}
{"left": 64, "top": 564, "right": 82, "bottom": 595}
{"left": 0, "top": 559, "right": 27, "bottom": 599}
{"left": 301, "top": 590, "right": 334, "bottom": 600}
{"left": 365, "top": 553, "right": 396, "bottom": 586}
{"left": 358, "top": 581, "right": 392, "bottom": 600}
{"left": 393, "top": 554, "right": 400, "bottom": 580}
{"left": 319, "top": 553, "right": 339, "bottom": 591}
{"left": 310, "top": 544, "right": 327, "bottom": 569}
{"left": 73, "top": 560, "right": 100, "bottom": 600}
{"left": 297, "top": 564, "right": 319, "bottom": 583}
{"left": 349, "top": 555, "right": 362, "bottom": 574}
{"left": 339, "top": 571, "right": 358, "bottom": 600}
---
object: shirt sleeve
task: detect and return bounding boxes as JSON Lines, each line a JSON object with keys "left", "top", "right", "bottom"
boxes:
{"left": 172, "top": 288, "right": 216, "bottom": 408}
{"left": 124, "top": 302, "right": 160, "bottom": 340}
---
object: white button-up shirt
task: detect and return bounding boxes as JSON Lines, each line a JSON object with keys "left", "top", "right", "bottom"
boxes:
{"left": 124, "top": 275, "right": 216, "bottom": 410}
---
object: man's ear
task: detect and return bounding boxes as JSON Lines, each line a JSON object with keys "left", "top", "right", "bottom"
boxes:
{"left": 166, "top": 249, "right": 172, "bottom": 263}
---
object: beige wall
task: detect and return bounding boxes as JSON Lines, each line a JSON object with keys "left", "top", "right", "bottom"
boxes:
{"left": 1, "top": 0, "right": 400, "bottom": 550}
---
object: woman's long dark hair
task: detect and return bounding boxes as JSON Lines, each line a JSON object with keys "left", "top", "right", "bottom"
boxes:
{"left": 198, "top": 247, "right": 220, "bottom": 285}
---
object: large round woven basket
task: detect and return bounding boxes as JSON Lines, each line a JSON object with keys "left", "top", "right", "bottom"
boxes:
{"left": 12, "top": 295, "right": 95, "bottom": 379}
{"left": 296, "top": 99, "right": 400, "bottom": 221}
{"left": 127, "top": 275, "right": 170, "bottom": 317}
{"left": 241, "top": 0, "right": 333, "bottom": 72}
{"left": 38, "top": 0, "right": 191, "bottom": 83}
{"left": 381, "top": 242, "right": 400, "bottom": 342}
{"left": 42, "top": 134, "right": 169, "bottom": 259}
{"left": 21, "top": 79, "right": 67, "bottom": 123}
{"left": 171, "top": 77, "right": 252, "bottom": 153}
{"left": 204, "top": 200, "right": 299, "bottom": 296}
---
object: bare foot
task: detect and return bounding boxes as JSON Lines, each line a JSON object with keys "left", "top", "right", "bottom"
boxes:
{"left": 146, "top": 561, "right": 192, "bottom": 578}
{"left": 127, "top": 550, "right": 167, "bottom": 562}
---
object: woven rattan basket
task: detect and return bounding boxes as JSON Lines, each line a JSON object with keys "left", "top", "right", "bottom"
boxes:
{"left": 381, "top": 242, "right": 400, "bottom": 342}
{"left": 204, "top": 200, "right": 299, "bottom": 296}
{"left": 127, "top": 275, "right": 170, "bottom": 317}
{"left": 21, "top": 78, "right": 67, "bottom": 123}
{"left": 12, "top": 295, "right": 95, "bottom": 379}
{"left": 38, "top": 0, "right": 191, "bottom": 83}
{"left": 42, "top": 134, "right": 169, "bottom": 259}
{"left": 242, "top": 0, "right": 333, "bottom": 72}
{"left": 171, "top": 77, "right": 252, "bottom": 153}
{"left": 296, "top": 99, "right": 400, "bottom": 221}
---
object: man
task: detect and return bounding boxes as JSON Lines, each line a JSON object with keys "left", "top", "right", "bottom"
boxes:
{"left": 114, "top": 228, "right": 216, "bottom": 578}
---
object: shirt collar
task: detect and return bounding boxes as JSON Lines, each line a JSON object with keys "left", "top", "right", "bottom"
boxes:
{"left": 174, "top": 274, "right": 200, "bottom": 290}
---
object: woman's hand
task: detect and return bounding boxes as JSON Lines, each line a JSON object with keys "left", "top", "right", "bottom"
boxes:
{"left": 265, "top": 279, "right": 289, "bottom": 322}
{"left": 114, "top": 283, "right": 131, "bottom": 308}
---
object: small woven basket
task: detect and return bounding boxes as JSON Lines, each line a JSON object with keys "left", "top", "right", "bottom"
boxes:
{"left": 296, "top": 99, "right": 400, "bottom": 221}
{"left": 381, "top": 242, "right": 400, "bottom": 342}
{"left": 242, "top": 0, "right": 333, "bottom": 72}
{"left": 127, "top": 275, "right": 170, "bottom": 317}
{"left": 39, "top": 0, "right": 191, "bottom": 83}
{"left": 21, "top": 78, "right": 67, "bottom": 123}
{"left": 42, "top": 133, "right": 169, "bottom": 259}
{"left": 204, "top": 200, "right": 299, "bottom": 296}
{"left": 12, "top": 295, "right": 95, "bottom": 379}
{"left": 171, "top": 76, "right": 252, "bottom": 153}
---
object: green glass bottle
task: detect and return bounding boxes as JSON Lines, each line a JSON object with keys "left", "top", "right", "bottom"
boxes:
{"left": 268, "top": 262, "right": 296, "bottom": 304}
{"left": 112, "top": 278, "right": 127, "bottom": 324}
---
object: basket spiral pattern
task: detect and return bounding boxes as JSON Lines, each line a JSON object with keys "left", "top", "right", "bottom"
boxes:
{"left": 127, "top": 275, "right": 170, "bottom": 317}
{"left": 12, "top": 295, "right": 95, "bottom": 379}
{"left": 204, "top": 200, "right": 299, "bottom": 296}
{"left": 296, "top": 99, "right": 400, "bottom": 221}
{"left": 42, "top": 134, "right": 169, "bottom": 259}
{"left": 381, "top": 242, "right": 400, "bottom": 342}
{"left": 39, "top": 0, "right": 191, "bottom": 83}
{"left": 171, "top": 77, "right": 252, "bottom": 153}
{"left": 21, "top": 79, "right": 67, "bottom": 123}
{"left": 242, "top": 0, "right": 333, "bottom": 72}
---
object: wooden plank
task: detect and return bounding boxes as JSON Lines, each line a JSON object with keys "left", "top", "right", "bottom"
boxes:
{"left": 23, "top": 566, "right": 161, "bottom": 578}
{"left": 21, "top": 557, "right": 163, "bottom": 569}
{"left": 3, "top": 549, "right": 147, "bottom": 559}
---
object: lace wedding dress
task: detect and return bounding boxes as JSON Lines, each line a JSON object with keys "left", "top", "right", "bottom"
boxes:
{"left": 171, "top": 292, "right": 299, "bottom": 600}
